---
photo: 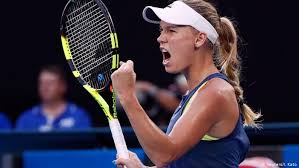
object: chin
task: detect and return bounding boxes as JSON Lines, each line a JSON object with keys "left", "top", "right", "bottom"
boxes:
{"left": 164, "top": 67, "right": 180, "bottom": 74}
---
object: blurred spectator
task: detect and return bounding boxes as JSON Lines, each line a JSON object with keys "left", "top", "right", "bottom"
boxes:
{"left": 0, "top": 112, "right": 12, "bottom": 130}
{"left": 16, "top": 65, "right": 91, "bottom": 131}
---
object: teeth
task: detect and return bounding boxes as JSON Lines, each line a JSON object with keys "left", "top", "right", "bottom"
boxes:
{"left": 161, "top": 48, "right": 168, "bottom": 53}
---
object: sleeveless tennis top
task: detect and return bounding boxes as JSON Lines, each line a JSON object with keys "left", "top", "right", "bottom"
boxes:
{"left": 166, "top": 73, "right": 250, "bottom": 168}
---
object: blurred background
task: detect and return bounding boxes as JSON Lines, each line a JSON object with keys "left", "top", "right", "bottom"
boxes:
{"left": 0, "top": 0, "right": 298, "bottom": 125}
{"left": 0, "top": 0, "right": 298, "bottom": 167}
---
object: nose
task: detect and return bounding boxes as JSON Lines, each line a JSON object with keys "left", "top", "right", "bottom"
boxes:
{"left": 157, "top": 32, "right": 167, "bottom": 44}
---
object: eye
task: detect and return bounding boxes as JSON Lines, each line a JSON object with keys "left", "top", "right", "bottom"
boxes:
{"left": 169, "top": 29, "right": 176, "bottom": 32}
{"left": 159, "top": 27, "right": 163, "bottom": 33}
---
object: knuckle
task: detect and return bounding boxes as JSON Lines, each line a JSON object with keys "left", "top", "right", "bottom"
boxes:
{"left": 111, "top": 72, "right": 116, "bottom": 78}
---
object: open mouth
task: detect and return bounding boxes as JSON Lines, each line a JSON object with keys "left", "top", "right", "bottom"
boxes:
{"left": 163, "top": 51, "right": 171, "bottom": 60}
{"left": 161, "top": 48, "right": 171, "bottom": 65}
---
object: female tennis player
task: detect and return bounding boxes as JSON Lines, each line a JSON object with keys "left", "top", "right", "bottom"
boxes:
{"left": 111, "top": 0, "right": 261, "bottom": 167}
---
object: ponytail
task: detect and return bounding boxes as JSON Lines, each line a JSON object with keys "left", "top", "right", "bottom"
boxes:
{"left": 182, "top": 0, "right": 261, "bottom": 127}
{"left": 218, "top": 17, "right": 261, "bottom": 127}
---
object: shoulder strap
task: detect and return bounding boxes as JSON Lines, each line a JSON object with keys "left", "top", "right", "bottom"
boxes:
{"left": 180, "top": 73, "right": 228, "bottom": 114}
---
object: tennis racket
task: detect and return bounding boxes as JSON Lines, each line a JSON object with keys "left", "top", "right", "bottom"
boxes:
{"left": 60, "top": 0, "right": 129, "bottom": 160}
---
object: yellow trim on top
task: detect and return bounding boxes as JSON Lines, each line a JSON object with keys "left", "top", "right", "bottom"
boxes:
{"left": 83, "top": 85, "right": 114, "bottom": 120}
{"left": 61, "top": 36, "right": 72, "bottom": 60}
{"left": 182, "top": 82, "right": 208, "bottom": 112}
{"left": 202, "top": 134, "right": 219, "bottom": 141}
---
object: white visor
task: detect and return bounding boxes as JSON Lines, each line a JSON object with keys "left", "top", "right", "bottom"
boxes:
{"left": 142, "top": 1, "right": 219, "bottom": 44}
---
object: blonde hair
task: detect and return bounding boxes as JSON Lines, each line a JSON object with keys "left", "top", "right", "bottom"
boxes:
{"left": 182, "top": 0, "right": 261, "bottom": 127}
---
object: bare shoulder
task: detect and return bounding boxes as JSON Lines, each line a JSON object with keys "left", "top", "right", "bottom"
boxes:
{"left": 195, "top": 77, "right": 238, "bottom": 122}
{"left": 182, "top": 77, "right": 237, "bottom": 122}
{"left": 199, "top": 78, "right": 239, "bottom": 137}
{"left": 205, "top": 78, "right": 235, "bottom": 102}
{"left": 198, "top": 78, "right": 236, "bottom": 106}
{"left": 167, "top": 77, "right": 239, "bottom": 149}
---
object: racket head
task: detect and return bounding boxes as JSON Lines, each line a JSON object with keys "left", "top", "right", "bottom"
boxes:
{"left": 60, "top": 2, "right": 128, "bottom": 157}
{"left": 60, "top": 0, "right": 119, "bottom": 91}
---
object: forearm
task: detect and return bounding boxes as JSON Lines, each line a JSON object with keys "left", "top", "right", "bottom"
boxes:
{"left": 120, "top": 95, "right": 176, "bottom": 167}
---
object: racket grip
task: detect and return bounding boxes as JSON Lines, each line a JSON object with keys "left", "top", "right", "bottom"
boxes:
{"left": 109, "top": 119, "right": 129, "bottom": 160}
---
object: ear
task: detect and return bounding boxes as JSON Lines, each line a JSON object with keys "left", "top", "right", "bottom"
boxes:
{"left": 194, "top": 32, "right": 207, "bottom": 48}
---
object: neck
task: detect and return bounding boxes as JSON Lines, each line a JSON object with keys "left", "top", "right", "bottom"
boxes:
{"left": 42, "top": 99, "right": 66, "bottom": 118}
{"left": 183, "top": 51, "right": 219, "bottom": 91}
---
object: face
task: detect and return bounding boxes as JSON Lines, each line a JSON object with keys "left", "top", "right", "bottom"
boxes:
{"left": 157, "top": 21, "right": 198, "bottom": 74}
{"left": 38, "top": 71, "right": 66, "bottom": 102}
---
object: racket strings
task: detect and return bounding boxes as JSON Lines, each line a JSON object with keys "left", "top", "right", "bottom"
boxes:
{"left": 66, "top": 1, "right": 112, "bottom": 59}
{"left": 66, "top": 4, "right": 98, "bottom": 26}
{"left": 67, "top": 0, "right": 94, "bottom": 21}
{"left": 64, "top": 0, "right": 114, "bottom": 89}
{"left": 78, "top": 51, "right": 113, "bottom": 77}
{"left": 68, "top": 27, "right": 110, "bottom": 60}
{"left": 74, "top": 45, "right": 111, "bottom": 72}
{"left": 66, "top": 15, "right": 107, "bottom": 45}
{"left": 66, "top": 7, "right": 106, "bottom": 36}
{"left": 66, "top": 3, "right": 108, "bottom": 55}
{"left": 68, "top": 29, "right": 110, "bottom": 66}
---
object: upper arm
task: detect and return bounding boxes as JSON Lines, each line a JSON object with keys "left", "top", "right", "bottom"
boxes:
{"left": 167, "top": 81, "right": 231, "bottom": 159}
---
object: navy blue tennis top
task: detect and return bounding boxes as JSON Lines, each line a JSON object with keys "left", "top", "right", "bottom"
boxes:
{"left": 166, "top": 73, "right": 249, "bottom": 168}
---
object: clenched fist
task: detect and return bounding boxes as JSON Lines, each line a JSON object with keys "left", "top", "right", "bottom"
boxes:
{"left": 111, "top": 60, "right": 136, "bottom": 103}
